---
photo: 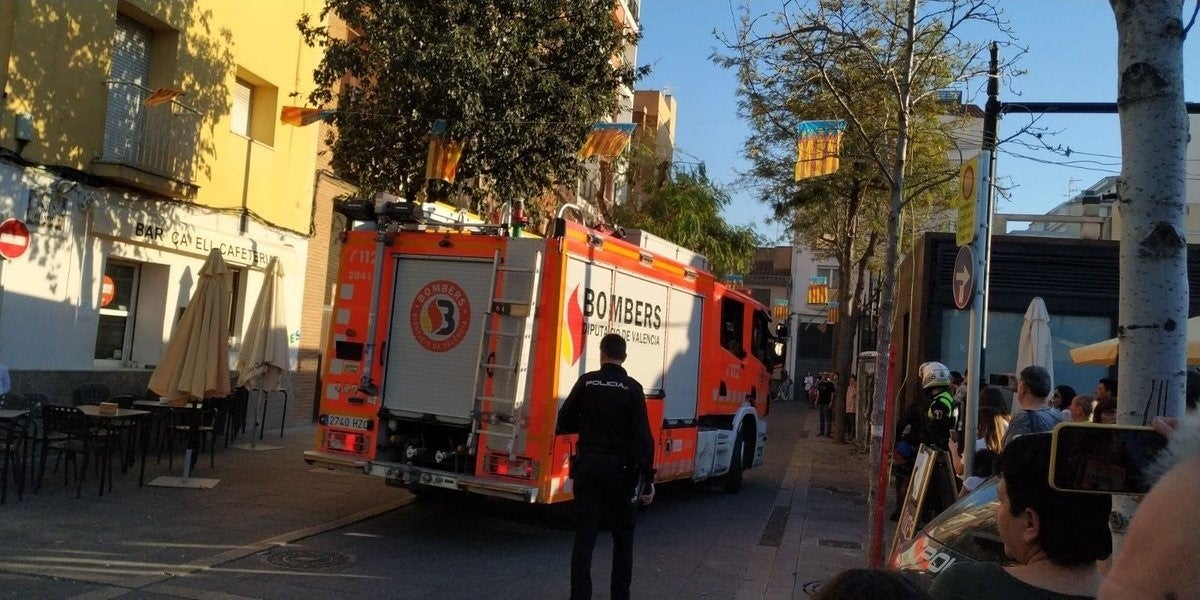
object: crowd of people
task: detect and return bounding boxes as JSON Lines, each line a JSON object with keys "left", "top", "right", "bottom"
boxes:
{"left": 859, "top": 359, "right": 1199, "bottom": 599}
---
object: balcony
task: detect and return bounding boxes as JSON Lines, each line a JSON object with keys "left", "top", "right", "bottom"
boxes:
{"left": 93, "top": 80, "right": 200, "bottom": 200}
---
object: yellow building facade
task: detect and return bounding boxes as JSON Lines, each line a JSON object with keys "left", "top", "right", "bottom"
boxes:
{"left": 0, "top": 0, "right": 324, "bottom": 416}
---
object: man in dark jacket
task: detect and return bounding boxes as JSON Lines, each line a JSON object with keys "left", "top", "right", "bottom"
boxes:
{"left": 556, "top": 333, "right": 655, "bottom": 600}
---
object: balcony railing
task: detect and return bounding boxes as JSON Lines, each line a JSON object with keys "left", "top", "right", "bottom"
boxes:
{"left": 97, "top": 80, "right": 200, "bottom": 198}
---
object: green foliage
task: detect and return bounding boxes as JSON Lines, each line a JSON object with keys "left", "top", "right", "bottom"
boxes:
{"left": 299, "top": 0, "right": 644, "bottom": 206}
{"left": 613, "top": 165, "right": 761, "bottom": 277}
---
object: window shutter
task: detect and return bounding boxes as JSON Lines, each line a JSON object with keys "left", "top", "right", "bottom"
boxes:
{"left": 103, "top": 16, "right": 151, "bottom": 161}
{"left": 231, "top": 79, "right": 252, "bottom": 136}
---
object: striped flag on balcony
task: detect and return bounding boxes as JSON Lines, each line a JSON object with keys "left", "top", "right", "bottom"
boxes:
{"left": 280, "top": 106, "right": 336, "bottom": 127}
{"left": 426, "top": 120, "right": 466, "bottom": 183}
{"left": 144, "top": 88, "right": 185, "bottom": 107}
{"left": 794, "top": 120, "right": 846, "bottom": 181}
{"left": 578, "top": 123, "right": 636, "bottom": 159}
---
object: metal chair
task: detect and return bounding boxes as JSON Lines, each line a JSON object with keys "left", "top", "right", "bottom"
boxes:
{"left": 38, "top": 405, "right": 115, "bottom": 498}
{"left": 165, "top": 399, "right": 221, "bottom": 471}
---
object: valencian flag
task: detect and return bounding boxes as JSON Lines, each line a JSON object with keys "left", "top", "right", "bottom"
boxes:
{"left": 807, "top": 276, "right": 829, "bottom": 305}
{"left": 426, "top": 120, "right": 466, "bottom": 183}
{"left": 280, "top": 106, "right": 336, "bottom": 127}
{"left": 578, "top": 122, "right": 636, "bottom": 159}
{"left": 144, "top": 88, "right": 185, "bottom": 107}
{"left": 794, "top": 120, "right": 846, "bottom": 181}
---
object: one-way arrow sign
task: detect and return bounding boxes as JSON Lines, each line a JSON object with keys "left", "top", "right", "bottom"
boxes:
{"left": 953, "top": 245, "right": 974, "bottom": 310}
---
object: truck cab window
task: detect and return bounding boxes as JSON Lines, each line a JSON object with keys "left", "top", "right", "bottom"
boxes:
{"left": 721, "top": 298, "right": 744, "bottom": 356}
{"left": 751, "top": 309, "right": 771, "bottom": 365}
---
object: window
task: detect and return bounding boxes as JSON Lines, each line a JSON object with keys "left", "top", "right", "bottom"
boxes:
{"left": 750, "top": 287, "right": 771, "bottom": 306}
{"left": 94, "top": 262, "right": 141, "bottom": 363}
{"left": 231, "top": 78, "right": 252, "bottom": 137}
{"left": 751, "top": 309, "right": 771, "bottom": 366}
{"left": 103, "top": 15, "right": 152, "bottom": 162}
{"left": 817, "top": 267, "right": 841, "bottom": 291}
{"left": 720, "top": 297, "right": 745, "bottom": 356}
{"left": 231, "top": 69, "right": 279, "bottom": 145}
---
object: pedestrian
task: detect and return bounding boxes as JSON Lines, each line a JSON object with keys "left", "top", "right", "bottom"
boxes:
{"left": 1051, "top": 385, "right": 1076, "bottom": 413}
{"left": 1003, "top": 366, "right": 1064, "bottom": 445}
{"left": 1092, "top": 397, "right": 1118, "bottom": 424}
{"left": 816, "top": 373, "right": 836, "bottom": 437}
{"left": 929, "top": 433, "right": 1111, "bottom": 599}
{"left": 1067, "top": 394, "right": 1095, "bottom": 423}
{"left": 890, "top": 400, "right": 922, "bottom": 521}
{"left": 1094, "top": 377, "right": 1117, "bottom": 402}
{"left": 556, "top": 333, "right": 655, "bottom": 600}
{"left": 918, "top": 361, "right": 957, "bottom": 451}
{"left": 844, "top": 374, "right": 857, "bottom": 438}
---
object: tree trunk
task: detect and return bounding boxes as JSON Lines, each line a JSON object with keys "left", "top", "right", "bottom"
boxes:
{"left": 1109, "top": 0, "right": 1188, "bottom": 555}
{"left": 868, "top": 109, "right": 911, "bottom": 564}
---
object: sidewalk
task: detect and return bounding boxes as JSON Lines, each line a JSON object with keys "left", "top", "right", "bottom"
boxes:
{"left": 738, "top": 402, "right": 873, "bottom": 599}
{"left": 0, "top": 426, "right": 412, "bottom": 599}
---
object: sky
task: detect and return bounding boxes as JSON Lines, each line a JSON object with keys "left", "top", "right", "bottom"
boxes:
{"left": 635, "top": 0, "right": 1200, "bottom": 241}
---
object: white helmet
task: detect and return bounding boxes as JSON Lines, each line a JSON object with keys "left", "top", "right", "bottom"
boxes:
{"left": 919, "top": 361, "right": 952, "bottom": 390}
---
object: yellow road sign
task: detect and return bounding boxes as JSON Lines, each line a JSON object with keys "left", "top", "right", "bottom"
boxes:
{"left": 957, "top": 155, "right": 979, "bottom": 247}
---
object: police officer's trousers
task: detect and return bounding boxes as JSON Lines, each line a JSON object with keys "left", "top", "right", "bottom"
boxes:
{"left": 570, "top": 454, "right": 636, "bottom": 600}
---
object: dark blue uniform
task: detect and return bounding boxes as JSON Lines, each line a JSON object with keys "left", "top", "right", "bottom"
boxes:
{"left": 557, "top": 362, "right": 654, "bottom": 600}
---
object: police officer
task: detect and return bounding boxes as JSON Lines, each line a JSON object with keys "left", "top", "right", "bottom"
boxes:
{"left": 556, "top": 333, "right": 655, "bottom": 600}
{"left": 918, "top": 361, "right": 958, "bottom": 451}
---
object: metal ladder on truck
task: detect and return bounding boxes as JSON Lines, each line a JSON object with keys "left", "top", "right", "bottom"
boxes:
{"left": 468, "top": 247, "right": 543, "bottom": 457}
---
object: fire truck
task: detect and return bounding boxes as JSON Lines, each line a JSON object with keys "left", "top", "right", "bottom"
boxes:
{"left": 304, "top": 202, "right": 773, "bottom": 503}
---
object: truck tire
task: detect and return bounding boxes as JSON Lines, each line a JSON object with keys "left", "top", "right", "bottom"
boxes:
{"left": 721, "top": 422, "right": 753, "bottom": 493}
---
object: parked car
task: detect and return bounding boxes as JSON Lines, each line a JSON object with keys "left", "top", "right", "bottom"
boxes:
{"left": 889, "top": 476, "right": 1010, "bottom": 588}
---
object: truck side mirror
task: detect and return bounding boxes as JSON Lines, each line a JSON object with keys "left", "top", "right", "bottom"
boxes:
{"left": 775, "top": 323, "right": 788, "bottom": 339}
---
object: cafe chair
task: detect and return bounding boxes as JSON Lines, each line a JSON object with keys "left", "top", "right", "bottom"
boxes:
{"left": 0, "top": 410, "right": 29, "bottom": 504}
{"left": 38, "top": 405, "right": 116, "bottom": 498}
{"left": 105, "top": 395, "right": 141, "bottom": 472}
{"left": 165, "top": 399, "right": 221, "bottom": 471}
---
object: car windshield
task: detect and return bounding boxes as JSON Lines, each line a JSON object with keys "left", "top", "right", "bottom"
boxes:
{"left": 918, "top": 476, "right": 1010, "bottom": 565}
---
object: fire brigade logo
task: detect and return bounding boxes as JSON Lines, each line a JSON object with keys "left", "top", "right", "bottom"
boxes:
{"left": 410, "top": 280, "right": 472, "bottom": 352}
{"left": 562, "top": 285, "right": 586, "bottom": 366}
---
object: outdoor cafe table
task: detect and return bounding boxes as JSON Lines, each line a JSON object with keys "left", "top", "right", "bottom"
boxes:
{"left": 0, "top": 409, "right": 30, "bottom": 501}
{"left": 77, "top": 405, "right": 151, "bottom": 487}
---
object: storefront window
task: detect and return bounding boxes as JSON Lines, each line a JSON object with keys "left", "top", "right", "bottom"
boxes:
{"left": 94, "top": 262, "right": 140, "bottom": 362}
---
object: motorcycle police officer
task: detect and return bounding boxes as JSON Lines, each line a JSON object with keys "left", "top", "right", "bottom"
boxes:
{"left": 556, "top": 333, "right": 655, "bottom": 600}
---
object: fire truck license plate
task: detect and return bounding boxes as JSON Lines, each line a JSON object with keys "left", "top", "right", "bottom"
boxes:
{"left": 326, "top": 415, "right": 371, "bottom": 430}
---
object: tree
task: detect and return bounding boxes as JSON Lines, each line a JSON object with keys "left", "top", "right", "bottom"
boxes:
{"left": 1109, "top": 0, "right": 1192, "bottom": 554}
{"left": 299, "top": 0, "right": 644, "bottom": 215}
{"left": 719, "top": 0, "right": 1013, "bottom": 564}
{"left": 718, "top": 29, "right": 964, "bottom": 445}
{"left": 611, "top": 165, "right": 761, "bottom": 278}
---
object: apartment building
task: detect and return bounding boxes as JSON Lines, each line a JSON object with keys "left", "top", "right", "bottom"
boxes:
{"left": 629, "top": 89, "right": 676, "bottom": 205}
{"left": 0, "top": 0, "right": 323, "bottom": 414}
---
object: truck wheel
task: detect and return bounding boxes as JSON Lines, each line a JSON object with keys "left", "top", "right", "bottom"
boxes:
{"left": 722, "top": 423, "right": 752, "bottom": 493}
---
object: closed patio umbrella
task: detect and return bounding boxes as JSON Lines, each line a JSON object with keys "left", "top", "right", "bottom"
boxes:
{"left": 1069, "top": 315, "right": 1200, "bottom": 366}
{"left": 1015, "top": 297, "right": 1054, "bottom": 414}
{"left": 234, "top": 257, "right": 289, "bottom": 449}
{"left": 147, "top": 248, "right": 231, "bottom": 488}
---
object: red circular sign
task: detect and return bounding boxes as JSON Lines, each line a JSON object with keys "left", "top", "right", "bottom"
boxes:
{"left": 0, "top": 218, "right": 30, "bottom": 260}
{"left": 100, "top": 275, "right": 116, "bottom": 307}
{"left": 409, "top": 280, "right": 472, "bottom": 352}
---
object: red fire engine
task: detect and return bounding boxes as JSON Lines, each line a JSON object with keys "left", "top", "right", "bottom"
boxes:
{"left": 305, "top": 203, "right": 773, "bottom": 503}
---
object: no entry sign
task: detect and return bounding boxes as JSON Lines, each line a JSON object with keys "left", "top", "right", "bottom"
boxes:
{"left": 0, "top": 218, "right": 30, "bottom": 260}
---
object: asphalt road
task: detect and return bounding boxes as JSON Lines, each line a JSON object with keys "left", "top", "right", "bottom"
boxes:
{"left": 0, "top": 401, "right": 870, "bottom": 600}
